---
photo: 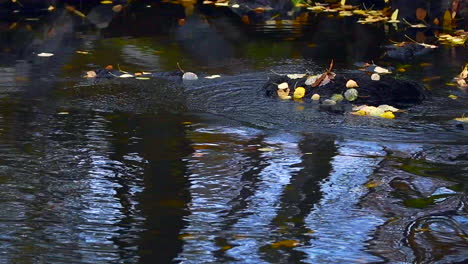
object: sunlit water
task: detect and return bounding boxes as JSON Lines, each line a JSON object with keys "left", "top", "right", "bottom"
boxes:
{"left": 0, "top": 3, "right": 467, "bottom": 264}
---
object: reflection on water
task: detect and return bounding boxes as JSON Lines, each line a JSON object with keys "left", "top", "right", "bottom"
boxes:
{"left": 0, "top": 2, "right": 467, "bottom": 264}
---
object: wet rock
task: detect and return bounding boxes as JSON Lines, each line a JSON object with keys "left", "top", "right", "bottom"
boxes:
{"left": 385, "top": 43, "right": 434, "bottom": 60}
{"left": 263, "top": 72, "right": 428, "bottom": 107}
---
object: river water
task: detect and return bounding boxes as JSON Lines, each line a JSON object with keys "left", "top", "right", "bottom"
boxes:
{"left": 0, "top": 2, "right": 467, "bottom": 264}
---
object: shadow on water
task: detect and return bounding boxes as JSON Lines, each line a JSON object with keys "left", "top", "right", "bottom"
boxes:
{"left": 0, "top": 2, "right": 466, "bottom": 264}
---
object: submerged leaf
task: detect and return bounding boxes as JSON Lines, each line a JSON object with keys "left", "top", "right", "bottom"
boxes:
{"left": 271, "top": 240, "right": 300, "bottom": 248}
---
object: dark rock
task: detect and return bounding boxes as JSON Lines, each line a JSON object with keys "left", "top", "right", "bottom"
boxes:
{"left": 263, "top": 72, "right": 428, "bottom": 107}
{"left": 385, "top": 43, "right": 434, "bottom": 60}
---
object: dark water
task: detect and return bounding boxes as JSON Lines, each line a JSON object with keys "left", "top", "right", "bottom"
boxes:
{"left": 0, "top": 3, "right": 467, "bottom": 264}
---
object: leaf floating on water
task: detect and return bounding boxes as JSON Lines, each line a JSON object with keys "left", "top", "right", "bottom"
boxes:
{"left": 371, "top": 73, "right": 380, "bottom": 81}
{"left": 76, "top": 50, "right": 89, "bottom": 54}
{"left": 258, "top": 147, "right": 275, "bottom": 152}
{"left": 374, "top": 66, "right": 391, "bottom": 74}
{"left": 182, "top": 72, "right": 198, "bottom": 81}
{"left": 380, "top": 111, "right": 395, "bottom": 119}
{"left": 346, "top": 79, "right": 359, "bottom": 88}
{"left": 387, "top": 9, "right": 400, "bottom": 23}
{"left": 293, "top": 87, "right": 306, "bottom": 99}
{"left": 454, "top": 116, "right": 468, "bottom": 122}
{"left": 85, "top": 71, "right": 97, "bottom": 78}
{"left": 57, "top": 112, "right": 69, "bottom": 115}
{"left": 271, "top": 240, "right": 300, "bottom": 248}
{"left": 205, "top": 75, "right": 221, "bottom": 79}
{"left": 365, "top": 180, "right": 381, "bottom": 188}
{"left": 136, "top": 77, "right": 150, "bottom": 80}
{"left": 311, "top": 94, "right": 320, "bottom": 100}
{"left": 37, "top": 52, "right": 54, "bottom": 57}
{"left": 448, "top": 94, "right": 458, "bottom": 99}
{"left": 231, "top": 4, "right": 240, "bottom": 8}
{"left": 378, "top": 104, "right": 399, "bottom": 112}
{"left": 287, "top": 73, "right": 306, "bottom": 79}
{"left": 100, "top": 0, "right": 113, "bottom": 4}
{"left": 277, "top": 83, "right": 291, "bottom": 100}
{"left": 278, "top": 82, "right": 289, "bottom": 89}
{"left": 369, "top": 107, "right": 385, "bottom": 117}
{"left": 119, "top": 73, "right": 134, "bottom": 78}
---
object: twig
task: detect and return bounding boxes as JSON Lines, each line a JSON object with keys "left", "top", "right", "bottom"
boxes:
{"left": 177, "top": 62, "right": 185, "bottom": 73}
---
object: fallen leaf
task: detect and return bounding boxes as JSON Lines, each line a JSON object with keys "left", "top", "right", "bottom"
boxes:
{"left": 458, "top": 64, "right": 468, "bottom": 79}
{"left": 454, "top": 116, "right": 468, "bottom": 122}
{"left": 293, "top": 87, "right": 306, "bottom": 99}
{"left": 105, "top": 65, "right": 114, "bottom": 70}
{"left": 85, "top": 71, "right": 97, "bottom": 78}
{"left": 37, "top": 52, "right": 54, "bottom": 57}
{"left": 365, "top": 180, "right": 381, "bottom": 188}
{"left": 136, "top": 77, "right": 150, "bottom": 80}
{"left": 374, "top": 66, "right": 391, "bottom": 74}
{"left": 371, "top": 73, "right": 380, "bottom": 81}
{"left": 271, "top": 240, "right": 300, "bottom": 248}
{"left": 311, "top": 94, "right": 320, "bottom": 100}
{"left": 443, "top": 10, "right": 452, "bottom": 29}
{"left": 205, "top": 75, "right": 221, "bottom": 79}
{"left": 388, "top": 9, "right": 399, "bottom": 23}
{"left": 287, "top": 74, "right": 306, "bottom": 79}
{"left": 278, "top": 82, "right": 289, "bottom": 89}
{"left": 448, "top": 94, "right": 458, "bottom": 99}
{"left": 57, "top": 112, "right": 69, "bottom": 115}
{"left": 112, "top": 4, "right": 123, "bottom": 12}
{"left": 378, "top": 105, "right": 399, "bottom": 112}
{"left": 182, "top": 72, "right": 198, "bottom": 81}
{"left": 380, "top": 111, "right": 395, "bottom": 119}
{"left": 258, "top": 147, "right": 275, "bottom": 152}
{"left": 75, "top": 50, "right": 89, "bottom": 54}
{"left": 346, "top": 79, "right": 359, "bottom": 88}
{"left": 277, "top": 86, "right": 291, "bottom": 100}
{"left": 119, "top": 73, "right": 134, "bottom": 78}
{"left": 100, "top": 0, "right": 113, "bottom": 4}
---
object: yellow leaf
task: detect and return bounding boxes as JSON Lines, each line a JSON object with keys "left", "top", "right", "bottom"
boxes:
{"left": 271, "top": 240, "right": 300, "bottom": 248}
{"left": 101, "top": 0, "right": 113, "bottom": 4}
{"left": 293, "top": 87, "right": 306, "bottom": 99}
{"left": 346, "top": 79, "right": 359, "bottom": 88}
{"left": 258, "top": 147, "right": 275, "bottom": 152}
{"left": 352, "top": 110, "right": 367, "bottom": 116}
{"left": 448, "top": 94, "right": 458, "bottom": 99}
{"left": 454, "top": 117, "right": 468, "bottom": 122}
{"left": 443, "top": 10, "right": 452, "bottom": 29}
{"left": 365, "top": 180, "right": 381, "bottom": 188}
{"left": 388, "top": 9, "right": 399, "bottom": 23}
{"left": 380, "top": 111, "right": 395, "bottom": 119}
{"left": 340, "top": 0, "right": 346, "bottom": 6}
{"left": 311, "top": 94, "right": 320, "bottom": 100}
